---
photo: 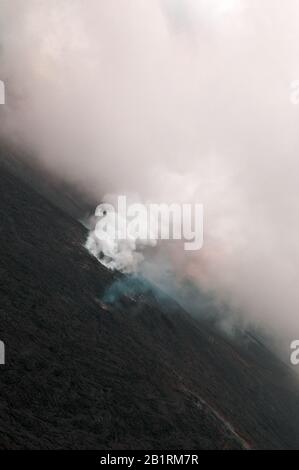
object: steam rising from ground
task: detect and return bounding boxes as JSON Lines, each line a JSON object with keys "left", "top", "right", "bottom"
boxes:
{"left": 85, "top": 198, "right": 157, "bottom": 273}
{"left": 1, "top": 1, "right": 299, "bottom": 338}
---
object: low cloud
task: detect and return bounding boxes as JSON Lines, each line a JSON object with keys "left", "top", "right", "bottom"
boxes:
{"left": 1, "top": 1, "right": 299, "bottom": 339}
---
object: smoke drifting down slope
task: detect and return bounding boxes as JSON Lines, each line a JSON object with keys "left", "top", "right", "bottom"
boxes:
{"left": 1, "top": 0, "right": 299, "bottom": 338}
{"left": 1, "top": 162, "right": 299, "bottom": 449}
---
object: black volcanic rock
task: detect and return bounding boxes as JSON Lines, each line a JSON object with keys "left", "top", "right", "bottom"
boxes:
{"left": 0, "top": 163, "right": 299, "bottom": 449}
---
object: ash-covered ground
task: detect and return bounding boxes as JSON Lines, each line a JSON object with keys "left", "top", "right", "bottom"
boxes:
{"left": 1, "top": 159, "right": 299, "bottom": 449}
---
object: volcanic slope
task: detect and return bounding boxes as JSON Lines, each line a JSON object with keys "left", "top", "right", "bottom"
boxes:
{"left": 0, "top": 164, "right": 299, "bottom": 449}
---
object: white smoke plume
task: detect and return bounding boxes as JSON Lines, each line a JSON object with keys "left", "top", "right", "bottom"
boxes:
{"left": 85, "top": 196, "right": 157, "bottom": 273}
{"left": 1, "top": 1, "right": 299, "bottom": 340}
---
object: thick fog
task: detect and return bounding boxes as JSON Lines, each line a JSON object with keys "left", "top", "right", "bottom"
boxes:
{"left": 1, "top": 0, "right": 299, "bottom": 338}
